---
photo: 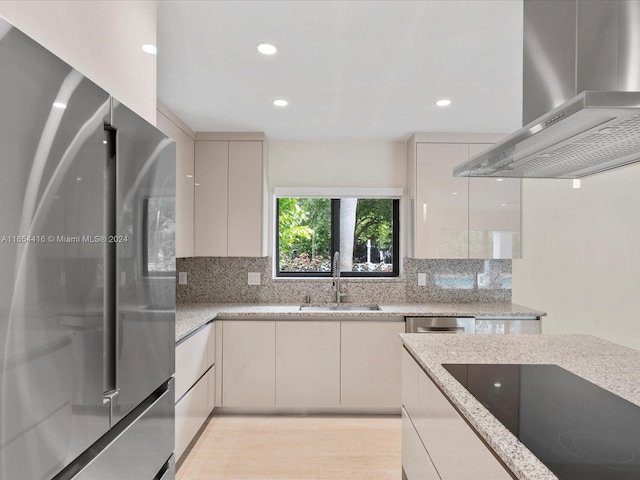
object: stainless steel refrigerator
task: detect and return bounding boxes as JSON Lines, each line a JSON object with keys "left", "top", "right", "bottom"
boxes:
{"left": 0, "top": 17, "right": 176, "bottom": 480}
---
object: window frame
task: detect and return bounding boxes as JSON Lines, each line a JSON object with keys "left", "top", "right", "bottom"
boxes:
{"left": 275, "top": 197, "right": 400, "bottom": 278}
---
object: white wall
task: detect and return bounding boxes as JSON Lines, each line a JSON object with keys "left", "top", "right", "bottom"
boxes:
{"left": 512, "top": 163, "right": 640, "bottom": 351}
{"left": 268, "top": 140, "right": 406, "bottom": 257}
{"left": 0, "top": 0, "right": 156, "bottom": 123}
{"left": 269, "top": 140, "right": 406, "bottom": 188}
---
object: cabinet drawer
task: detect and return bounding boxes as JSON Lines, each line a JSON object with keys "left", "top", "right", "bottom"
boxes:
{"left": 401, "top": 408, "right": 439, "bottom": 480}
{"left": 414, "top": 369, "right": 512, "bottom": 480}
{"left": 402, "top": 349, "right": 420, "bottom": 416}
{"left": 175, "top": 323, "right": 211, "bottom": 401}
{"left": 175, "top": 371, "right": 210, "bottom": 461}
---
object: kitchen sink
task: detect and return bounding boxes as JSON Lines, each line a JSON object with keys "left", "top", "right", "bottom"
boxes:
{"left": 299, "top": 304, "right": 381, "bottom": 312}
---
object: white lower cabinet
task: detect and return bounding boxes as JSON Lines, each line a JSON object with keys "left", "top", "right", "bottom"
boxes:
{"left": 207, "top": 365, "right": 215, "bottom": 411}
{"left": 175, "top": 365, "right": 212, "bottom": 461}
{"left": 402, "top": 408, "right": 440, "bottom": 480}
{"left": 175, "top": 322, "right": 216, "bottom": 462}
{"left": 275, "top": 321, "right": 340, "bottom": 408}
{"left": 341, "top": 321, "right": 404, "bottom": 409}
{"left": 222, "top": 320, "right": 276, "bottom": 407}
{"left": 402, "top": 349, "right": 512, "bottom": 480}
{"left": 220, "top": 319, "right": 405, "bottom": 411}
{"left": 402, "top": 349, "right": 420, "bottom": 417}
{"left": 175, "top": 323, "right": 211, "bottom": 401}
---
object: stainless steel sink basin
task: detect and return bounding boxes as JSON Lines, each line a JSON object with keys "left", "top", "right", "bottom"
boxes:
{"left": 299, "top": 304, "right": 381, "bottom": 312}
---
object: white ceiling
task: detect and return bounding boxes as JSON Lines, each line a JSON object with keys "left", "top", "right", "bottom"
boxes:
{"left": 157, "top": 0, "right": 524, "bottom": 141}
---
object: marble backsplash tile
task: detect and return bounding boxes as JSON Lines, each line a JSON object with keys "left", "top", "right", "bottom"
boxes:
{"left": 176, "top": 257, "right": 511, "bottom": 304}
{"left": 175, "top": 256, "right": 406, "bottom": 304}
{"left": 404, "top": 258, "right": 511, "bottom": 303}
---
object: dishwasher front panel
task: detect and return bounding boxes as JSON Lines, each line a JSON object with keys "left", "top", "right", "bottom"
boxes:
{"left": 405, "top": 317, "right": 475, "bottom": 334}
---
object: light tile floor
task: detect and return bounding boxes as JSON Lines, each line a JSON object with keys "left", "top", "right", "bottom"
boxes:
{"left": 177, "top": 414, "right": 401, "bottom": 480}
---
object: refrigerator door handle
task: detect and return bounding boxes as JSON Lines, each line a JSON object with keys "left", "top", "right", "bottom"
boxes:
{"left": 103, "top": 125, "right": 118, "bottom": 406}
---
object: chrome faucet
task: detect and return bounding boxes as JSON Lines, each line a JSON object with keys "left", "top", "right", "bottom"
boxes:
{"left": 332, "top": 251, "right": 346, "bottom": 303}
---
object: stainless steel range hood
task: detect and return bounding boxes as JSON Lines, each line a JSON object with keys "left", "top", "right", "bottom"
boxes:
{"left": 454, "top": 0, "right": 640, "bottom": 179}
{"left": 453, "top": 91, "right": 640, "bottom": 178}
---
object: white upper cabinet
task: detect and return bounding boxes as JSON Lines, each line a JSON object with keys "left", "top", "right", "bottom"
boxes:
{"left": 155, "top": 104, "right": 195, "bottom": 258}
{"left": 468, "top": 144, "right": 521, "bottom": 259}
{"left": 415, "top": 143, "right": 470, "bottom": 258}
{"left": 407, "top": 133, "right": 521, "bottom": 259}
{"left": 194, "top": 133, "right": 268, "bottom": 257}
{"left": 227, "top": 141, "right": 265, "bottom": 257}
{"left": 194, "top": 141, "right": 228, "bottom": 257}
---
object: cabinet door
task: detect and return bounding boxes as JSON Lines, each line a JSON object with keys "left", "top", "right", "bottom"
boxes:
{"left": 207, "top": 365, "right": 216, "bottom": 412}
{"left": 341, "top": 322, "right": 404, "bottom": 409}
{"left": 469, "top": 143, "right": 521, "bottom": 259}
{"left": 275, "top": 321, "right": 340, "bottom": 407}
{"left": 415, "top": 143, "right": 470, "bottom": 258}
{"left": 228, "top": 141, "right": 263, "bottom": 256}
{"left": 215, "top": 320, "right": 223, "bottom": 407}
{"left": 207, "top": 321, "right": 216, "bottom": 367}
{"left": 156, "top": 110, "right": 195, "bottom": 258}
{"left": 194, "top": 141, "right": 228, "bottom": 256}
{"left": 175, "top": 323, "right": 211, "bottom": 402}
{"left": 222, "top": 321, "right": 276, "bottom": 407}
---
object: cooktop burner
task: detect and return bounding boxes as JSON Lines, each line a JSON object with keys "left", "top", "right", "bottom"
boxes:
{"left": 442, "top": 364, "right": 640, "bottom": 480}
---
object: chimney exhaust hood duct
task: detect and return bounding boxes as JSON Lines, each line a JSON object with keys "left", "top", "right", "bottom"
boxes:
{"left": 454, "top": 0, "right": 640, "bottom": 179}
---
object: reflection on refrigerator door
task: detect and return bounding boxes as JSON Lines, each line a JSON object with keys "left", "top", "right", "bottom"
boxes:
{"left": 0, "top": 17, "right": 176, "bottom": 480}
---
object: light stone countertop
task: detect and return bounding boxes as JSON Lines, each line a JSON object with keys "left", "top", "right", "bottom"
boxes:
{"left": 175, "top": 302, "right": 545, "bottom": 343}
{"left": 400, "top": 333, "right": 640, "bottom": 480}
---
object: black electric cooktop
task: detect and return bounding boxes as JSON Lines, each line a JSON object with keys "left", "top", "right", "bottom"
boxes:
{"left": 442, "top": 364, "right": 640, "bottom": 480}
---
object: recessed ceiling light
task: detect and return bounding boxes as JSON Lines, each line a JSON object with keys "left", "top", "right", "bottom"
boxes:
{"left": 53, "top": 102, "right": 66, "bottom": 109}
{"left": 186, "top": 174, "right": 193, "bottom": 178}
{"left": 257, "top": 43, "right": 277, "bottom": 55}
{"left": 452, "top": 192, "right": 458, "bottom": 195}
{"left": 496, "top": 178, "right": 504, "bottom": 182}
{"left": 273, "top": 99, "right": 288, "bottom": 107}
{"left": 501, "top": 203, "right": 507, "bottom": 207}
{"left": 142, "top": 44, "right": 157, "bottom": 55}
{"left": 436, "top": 99, "right": 451, "bottom": 107}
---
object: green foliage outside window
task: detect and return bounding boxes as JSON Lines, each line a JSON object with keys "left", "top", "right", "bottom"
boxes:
{"left": 278, "top": 198, "right": 331, "bottom": 272}
{"left": 278, "top": 197, "right": 396, "bottom": 274}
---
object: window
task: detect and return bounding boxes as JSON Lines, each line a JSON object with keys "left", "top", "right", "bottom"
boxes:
{"left": 142, "top": 197, "right": 175, "bottom": 276}
{"left": 276, "top": 197, "right": 399, "bottom": 277}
